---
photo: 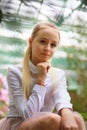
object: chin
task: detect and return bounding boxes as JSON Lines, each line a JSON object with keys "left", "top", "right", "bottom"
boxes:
{"left": 41, "top": 59, "right": 50, "bottom": 62}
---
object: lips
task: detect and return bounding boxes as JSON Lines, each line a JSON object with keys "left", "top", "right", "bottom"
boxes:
{"left": 42, "top": 53, "right": 50, "bottom": 57}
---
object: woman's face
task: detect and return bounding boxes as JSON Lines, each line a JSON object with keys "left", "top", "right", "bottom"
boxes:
{"left": 29, "top": 27, "right": 60, "bottom": 65}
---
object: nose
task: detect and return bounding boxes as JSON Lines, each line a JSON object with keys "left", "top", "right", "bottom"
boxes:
{"left": 44, "top": 44, "right": 51, "bottom": 51}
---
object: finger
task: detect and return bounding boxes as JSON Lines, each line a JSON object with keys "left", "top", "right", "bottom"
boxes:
{"left": 47, "top": 65, "right": 50, "bottom": 72}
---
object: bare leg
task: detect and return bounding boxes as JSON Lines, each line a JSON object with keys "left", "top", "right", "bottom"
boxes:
{"left": 18, "top": 113, "right": 61, "bottom": 130}
{"left": 74, "top": 112, "right": 86, "bottom": 130}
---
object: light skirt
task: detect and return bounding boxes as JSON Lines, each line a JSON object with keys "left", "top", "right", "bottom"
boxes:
{"left": 0, "top": 117, "right": 23, "bottom": 130}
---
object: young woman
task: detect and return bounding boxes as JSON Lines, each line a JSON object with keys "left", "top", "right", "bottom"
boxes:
{"left": 0, "top": 22, "right": 86, "bottom": 130}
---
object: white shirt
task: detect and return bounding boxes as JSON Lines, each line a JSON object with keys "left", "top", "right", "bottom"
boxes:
{"left": 7, "top": 61, "right": 72, "bottom": 120}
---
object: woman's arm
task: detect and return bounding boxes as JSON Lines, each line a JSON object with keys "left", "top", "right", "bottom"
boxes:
{"left": 53, "top": 69, "right": 72, "bottom": 113}
{"left": 7, "top": 66, "right": 46, "bottom": 120}
{"left": 53, "top": 69, "right": 79, "bottom": 129}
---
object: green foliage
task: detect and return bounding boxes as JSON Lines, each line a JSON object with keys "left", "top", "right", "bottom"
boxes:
{"left": 62, "top": 18, "right": 87, "bottom": 113}
{"left": 81, "top": 113, "right": 87, "bottom": 121}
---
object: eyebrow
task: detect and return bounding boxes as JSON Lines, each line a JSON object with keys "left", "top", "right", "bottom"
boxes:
{"left": 40, "top": 37, "right": 58, "bottom": 43}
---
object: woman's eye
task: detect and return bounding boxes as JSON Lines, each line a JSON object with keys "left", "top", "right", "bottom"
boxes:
{"left": 51, "top": 43, "right": 57, "bottom": 47}
{"left": 40, "top": 40, "right": 46, "bottom": 44}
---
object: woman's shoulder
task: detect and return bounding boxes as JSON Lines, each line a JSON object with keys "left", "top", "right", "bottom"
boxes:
{"left": 8, "top": 64, "right": 22, "bottom": 72}
{"left": 7, "top": 65, "right": 22, "bottom": 89}
{"left": 7, "top": 64, "right": 22, "bottom": 78}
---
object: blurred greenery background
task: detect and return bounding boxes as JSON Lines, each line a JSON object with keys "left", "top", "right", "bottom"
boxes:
{"left": 0, "top": 0, "right": 87, "bottom": 120}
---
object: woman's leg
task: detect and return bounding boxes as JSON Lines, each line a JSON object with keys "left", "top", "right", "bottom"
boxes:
{"left": 18, "top": 113, "right": 61, "bottom": 130}
{"left": 74, "top": 112, "right": 86, "bottom": 130}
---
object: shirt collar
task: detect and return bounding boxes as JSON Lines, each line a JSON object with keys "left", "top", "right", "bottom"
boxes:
{"left": 29, "top": 60, "right": 38, "bottom": 74}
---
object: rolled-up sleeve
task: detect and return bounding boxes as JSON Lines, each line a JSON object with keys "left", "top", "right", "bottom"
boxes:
{"left": 7, "top": 66, "right": 46, "bottom": 119}
{"left": 53, "top": 70, "right": 72, "bottom": 113}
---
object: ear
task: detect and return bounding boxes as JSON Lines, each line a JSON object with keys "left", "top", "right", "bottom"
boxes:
{"left": 28, "top": 37, "right": 32, "bottom": 47}
{"left": 29, "top": 37, "right": 32, "bottom": 43}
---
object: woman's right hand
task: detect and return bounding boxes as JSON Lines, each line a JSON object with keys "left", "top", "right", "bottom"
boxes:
{"left": 36, "top": 62, "right": 50, "bottom": 86}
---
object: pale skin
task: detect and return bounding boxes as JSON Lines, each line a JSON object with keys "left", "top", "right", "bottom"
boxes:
{"left": 18, "top": 27, "right": 86, "bottom": 130}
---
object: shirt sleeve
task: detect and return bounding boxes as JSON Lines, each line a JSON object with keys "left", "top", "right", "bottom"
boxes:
{"left": 7, "top": 66, "right": 46, "bottom": 119}
{"left": 52, "top": 70, "right": 73, "bottom": 113}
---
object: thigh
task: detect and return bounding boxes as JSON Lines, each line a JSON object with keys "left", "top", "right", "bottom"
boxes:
{"left": 18, "top": 112, "right": 61, "bottom": 130}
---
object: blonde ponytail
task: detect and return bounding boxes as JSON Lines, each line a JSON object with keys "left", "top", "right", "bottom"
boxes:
{"left": 22, "top": 44, "right": 32, "bottom": 99}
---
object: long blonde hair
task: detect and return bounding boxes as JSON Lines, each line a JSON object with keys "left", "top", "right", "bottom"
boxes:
{"left": 22, "top": 22, "right": 60, "bottom": 99}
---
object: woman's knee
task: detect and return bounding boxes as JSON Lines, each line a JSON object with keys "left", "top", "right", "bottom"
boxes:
{"left": 74, "top": 112, "right": 86, "bottom": 130}
{"left": 74, "top": 112, "right": 84, "bottom": 122}
{"left": 47, "top": 113, "right": 61, "bottom": 123}
{"left": 42, "top": 113, "right": 61, "bottom": 129}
